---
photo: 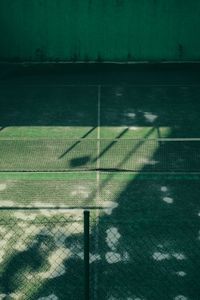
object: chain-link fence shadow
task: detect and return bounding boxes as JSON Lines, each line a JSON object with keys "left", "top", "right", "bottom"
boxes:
{"left": 90, "top": 219, "right": 200, "bottom": 300}
{"left": 0, "top": 211, "right": 200, "bottom": 300}
{"left": 0, "top": 213, "right": 84, "bottom": 300}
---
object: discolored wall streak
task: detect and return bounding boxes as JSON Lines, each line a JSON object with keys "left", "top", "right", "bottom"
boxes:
{"left": 0, "top": 0, "right": 200, "bottom": 62}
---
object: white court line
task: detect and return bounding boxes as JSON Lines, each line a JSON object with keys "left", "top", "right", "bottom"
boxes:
{"left": 96, "top": 85, "right": 101, "bottom": 195}
{"left": 1, "top": 137, "right": 200, "bottom": 141}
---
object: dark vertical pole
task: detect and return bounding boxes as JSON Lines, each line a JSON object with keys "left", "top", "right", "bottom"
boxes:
{"left": 84, "top": 210, "right": 90, "bottom": 300}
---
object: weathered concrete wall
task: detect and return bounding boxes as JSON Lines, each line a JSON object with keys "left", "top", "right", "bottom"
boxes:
{"left": 0, "top": 0, "right": 200, "bottom": 62}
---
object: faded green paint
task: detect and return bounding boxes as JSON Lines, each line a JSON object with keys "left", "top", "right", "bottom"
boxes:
{"left": 0, "top": 0, "right": 200, "bottom": 62}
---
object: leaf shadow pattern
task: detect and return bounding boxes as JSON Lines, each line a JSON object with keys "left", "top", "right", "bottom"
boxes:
{"left": 0, "top": 232, "right": 55, "bottom": 297}
{"left": 0, "top": 75, "right": 200, "bottom": 299}
{"left": 32, "top": 232, "right": 85, "bottom": 300}
{"left": 9, "top": 125, "right": 200, "bottom": 300}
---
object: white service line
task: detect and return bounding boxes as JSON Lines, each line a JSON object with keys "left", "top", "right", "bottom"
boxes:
{"left": 97, "top": 85, "right": 101, "bottom": 172}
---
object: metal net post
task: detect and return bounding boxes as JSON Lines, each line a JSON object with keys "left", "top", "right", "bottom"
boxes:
{"left": 84, "top": 210, "right": 90, "bottom": 300}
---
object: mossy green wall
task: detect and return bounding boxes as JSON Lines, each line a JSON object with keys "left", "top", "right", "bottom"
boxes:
{"left": 0, "top": 0, "right": 200, "bottom": 62}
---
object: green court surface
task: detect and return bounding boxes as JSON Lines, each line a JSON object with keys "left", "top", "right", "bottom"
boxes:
{"left": 0, "top": 64, "right": 200, "bottom": 299}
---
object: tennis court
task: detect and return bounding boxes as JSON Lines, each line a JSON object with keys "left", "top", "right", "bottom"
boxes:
{"left": 0, "top": 65, "right": 200, "bottom": 299}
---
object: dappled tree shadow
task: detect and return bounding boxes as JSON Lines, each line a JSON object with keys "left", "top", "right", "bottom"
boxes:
{"left": 88, "top": 125, "right": 200, "bottom": 299}
{"left": 0, "top": 65, "right": 200, "bottom": 299}
{"left": 0, "top": 232, "right": 55, "bottom": 296}
{"left": 32, "top": 232, "right": 85, "bottom": 300}
{"left": 15, "top": 129, "right": 200, "bottom": 300}
{"left": 0, "top": 223, "right": 85, "bottom": 300}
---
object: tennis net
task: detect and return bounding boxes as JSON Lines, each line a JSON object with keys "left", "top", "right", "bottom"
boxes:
{"left": 0, "top": 138, "right": 200, "bottom": 172}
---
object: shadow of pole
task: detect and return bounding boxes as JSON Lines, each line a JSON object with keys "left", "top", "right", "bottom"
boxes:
{"left": 59, "top": 127, "right": 97, "bottom": 159}
{"left": 92, "top": 127, "right": 129, "bottom": 163}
